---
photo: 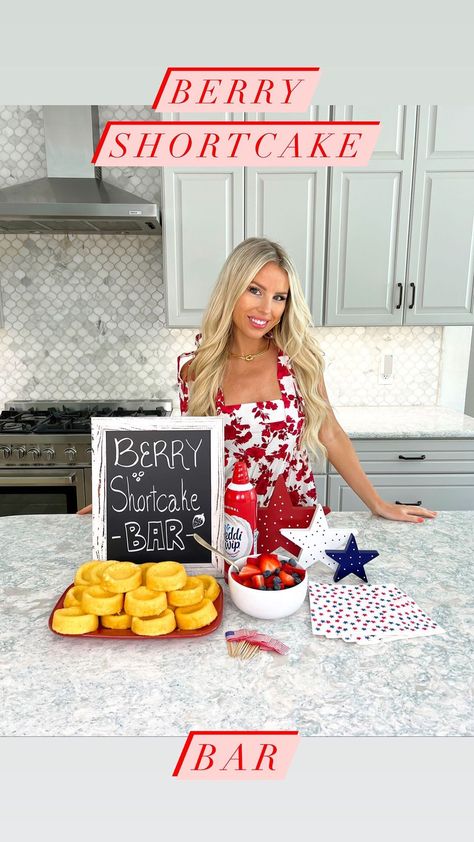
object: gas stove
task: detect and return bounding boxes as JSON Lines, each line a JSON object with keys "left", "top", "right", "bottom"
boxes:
{"left": 0, "top": 400, "right": 173, "bottom": 468}
{"left": 0, "top": 400, "right": 174, "bottom": 516}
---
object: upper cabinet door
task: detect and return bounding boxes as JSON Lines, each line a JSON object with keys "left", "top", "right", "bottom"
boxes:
{"left": 245, "top": 106, "right": 330, "bottom": 326}
{"left": 405, "top": 106, "right": 474, "bottom": 325}
{"left": 161, "top": 111, "right": 245, "bottom": 328}
{"left": 161, "top": 112, "right": 244, "bottom": 327}
{"left": 163, "top": 167, "right": 244, "bottom": 327}
{"left": 325, "top": 106, "right": 417, "bottom": 326}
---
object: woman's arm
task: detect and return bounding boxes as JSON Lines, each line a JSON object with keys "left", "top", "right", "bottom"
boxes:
{"left": 317, "top": 376, "right": 437, "bottom": 524}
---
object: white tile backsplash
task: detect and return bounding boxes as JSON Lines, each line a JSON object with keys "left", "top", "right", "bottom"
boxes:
{"left": 0, "top": 104, "right": 460, "bottom": 412}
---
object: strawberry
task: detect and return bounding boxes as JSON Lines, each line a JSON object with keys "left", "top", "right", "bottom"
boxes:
{"left": 251, "top": 574, "right": 265, "bottom": 590}
{"left": 279, "top": 570, "right": 296, "bottom": 587}
{"left": 281, "top": 562, "right": 298, "bottom": 575}
{"left": 257, "top": 553, "right": 281, "bottom": 575}
{"left": 258, "top": 552, "right": 279, "bottom": 562}
{"left": 238, "top": 564, "right": 261, "bottom": 579}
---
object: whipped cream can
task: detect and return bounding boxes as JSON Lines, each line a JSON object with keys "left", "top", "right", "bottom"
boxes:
{"left": 223, "top": 460, "right": 258, "bottom": 581}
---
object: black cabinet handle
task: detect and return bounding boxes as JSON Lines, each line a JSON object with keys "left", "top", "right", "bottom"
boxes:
{"left": 409, "top": 282, "right": 415, "bottom": 309}
{"left": 398, "top": 454, "right": 426, "bottom": 460}
{"left": 395, "top": 283, "right": 403, "bottom": 309}
{"left": 396, "top": 500, "right": 422, "bottom": 506}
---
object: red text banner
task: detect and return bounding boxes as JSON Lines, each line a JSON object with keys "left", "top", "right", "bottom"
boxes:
{"left": 152, "top": 67, "right": 321, "bottom": 112}
{"left": 92, "top": 121, "right": 381, "bottom": 167}
{"left": 172, "top": 730, "right": 300, "bottom": 780}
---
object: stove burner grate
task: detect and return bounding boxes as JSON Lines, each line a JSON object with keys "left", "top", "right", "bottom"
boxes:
{"left": 0, "top": 403, "right": 169, "bottom": 435}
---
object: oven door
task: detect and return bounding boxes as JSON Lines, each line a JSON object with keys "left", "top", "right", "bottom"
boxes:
{"left": 0, "top": 469, "right": 86, "bottom": 516}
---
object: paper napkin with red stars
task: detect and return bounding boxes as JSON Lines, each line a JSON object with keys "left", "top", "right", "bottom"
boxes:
{"left": 308, "top": 582, "right": 445, "bottom": 645}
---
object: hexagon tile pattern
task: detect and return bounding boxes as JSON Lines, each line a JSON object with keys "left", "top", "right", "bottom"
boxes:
{"left": 0, "top": 106, "right": 46, "bottom": 186}
{"left": 0, "top": 227, "right": 442, "bottom": 410}
{"left": 0, "top": 104, "right": 443, "bottom": 411}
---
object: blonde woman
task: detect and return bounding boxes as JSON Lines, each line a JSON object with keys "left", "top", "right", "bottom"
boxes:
{"left": 177, "top": 237, "right": 436, "bottom": 524}
{"left": 78, "top": 237, "right": 436, "bottom": 523}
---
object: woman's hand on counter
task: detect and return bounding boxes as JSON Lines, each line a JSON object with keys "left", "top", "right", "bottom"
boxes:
{"left": 370, "top": 500, "right": 437, "bottom": 523}
{"left": 321, "top": 429, "right": 437, "bottom": 524}
{"left": 76, "top": 504, "right": 92, "bottom": 515}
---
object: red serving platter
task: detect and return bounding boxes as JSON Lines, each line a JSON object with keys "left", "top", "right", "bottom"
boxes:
{"left": 48, "top": 584, "right": 223, "bottom": 639}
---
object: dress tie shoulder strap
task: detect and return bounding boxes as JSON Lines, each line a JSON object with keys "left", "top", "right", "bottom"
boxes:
{"left": 276, "top": 348, "right": 302, "bottom": 409}
{"left": 177, "top": 333, "right": 202, "bottom": 415}
{"left": 176, "top": 333, "right": 201, "bottom": 381}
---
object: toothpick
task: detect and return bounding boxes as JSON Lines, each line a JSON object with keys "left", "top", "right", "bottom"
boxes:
{"left": 236, "top": 641, "right": 248, "bottom": 658}
{"left": 240, "top": 641, "right": 255, "bottom": 659}
{"left": 235, "top": 640, "right": 246, "bottom": 657}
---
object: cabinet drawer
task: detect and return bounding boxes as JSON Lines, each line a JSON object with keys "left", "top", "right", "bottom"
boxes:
{"left": 310, "top": 455, "right": 328, "bottom": 475}
{"left": 328, "top": 438, "right": 474, "bottom": 474}
{"left": 313, "top": 474, "right": 327, "bottom": 508}
{"left": 328, "top": 473, "right": 474, "bottom": 512}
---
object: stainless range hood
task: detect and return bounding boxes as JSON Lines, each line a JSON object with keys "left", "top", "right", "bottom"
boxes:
{"left": 0, "top": 106, "right": 161, "bottom": 234}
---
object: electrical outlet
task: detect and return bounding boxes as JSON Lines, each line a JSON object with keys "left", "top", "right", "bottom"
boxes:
{"left": 379, "top": 353, "right": 394, "bottom": 385}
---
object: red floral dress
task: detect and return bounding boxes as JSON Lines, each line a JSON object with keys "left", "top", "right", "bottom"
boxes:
{"left": 177, "top": 344, "right": 318, "bottom": 509}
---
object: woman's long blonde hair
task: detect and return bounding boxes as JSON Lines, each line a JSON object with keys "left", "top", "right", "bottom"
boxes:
{"left": 187, "top": 237, "right": 329, "bottom": 459}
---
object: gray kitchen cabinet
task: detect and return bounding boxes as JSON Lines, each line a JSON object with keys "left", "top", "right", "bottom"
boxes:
{"left": 162, "top": 110, "right": 245, "bottom": 327}
{"left": 245, "top": 106, "right": 330, "bottom": 326}
{"left": 163, "top": 107, "right": 330, "bottom": 326}
{"left": 163, "top": 105, "right": 474, "bottom": 328}
{"left": 328, "top": 473, "right": 474, "bottom": 512}
{"left": 245, "top": 167, "right": 327, "bottom": 325}
{"left": 328, "top": 437, "right": 474, "bottom": 474}
{"left": 405, "top": 106, "right": 474, "bottom": 326}
{"left": 311, "top": 449, "right": 328, "bottom": 507}
{"left": 327, "top": 437, "right": 474, "bottom": 511}
{"left": 314, "top": 474, "right": 327, "bottom": 507}
{"left": 162, "top": 167, "right": 244, "bottom": 327}
{"left": 326, "top": 105, "right": 474, "bottom": 327}
{"left": 325, "top": 106, "right": 417, "bottom": 326}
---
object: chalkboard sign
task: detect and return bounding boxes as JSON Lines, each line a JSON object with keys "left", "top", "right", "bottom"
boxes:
{"left": 91, "top": 417, "right": 225, "bottom": 575}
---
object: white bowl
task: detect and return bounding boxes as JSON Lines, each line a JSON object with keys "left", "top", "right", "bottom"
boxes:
{"left": 228, "top": 554, "right": 308, "bottom": 620}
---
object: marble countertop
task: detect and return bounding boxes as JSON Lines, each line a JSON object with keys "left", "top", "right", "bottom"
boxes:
{"left": 1, "top": 512, "right": 472, "bottom": 737}
{"left": 172, "top": 402, "right": 474, "bottom": 438}
{"left": 333, "top": 405, "right": 474, "bottom": 438}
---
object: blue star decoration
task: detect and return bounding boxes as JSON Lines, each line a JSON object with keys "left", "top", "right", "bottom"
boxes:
{"left": 325, "top": 533, "right": 379, "bottom": 583}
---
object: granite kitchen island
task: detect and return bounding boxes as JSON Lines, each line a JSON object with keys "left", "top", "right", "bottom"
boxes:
{"left": 1, "top": 512, "right": 472, "bottom": 737}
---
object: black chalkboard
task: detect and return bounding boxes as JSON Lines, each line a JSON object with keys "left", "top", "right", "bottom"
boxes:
{"left": 92, "top": 418, "right": 225, "bottom": 572}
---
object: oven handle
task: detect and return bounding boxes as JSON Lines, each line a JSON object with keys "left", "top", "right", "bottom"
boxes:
{"left": 0, "top": 473, "right": 77, "bottom": 487}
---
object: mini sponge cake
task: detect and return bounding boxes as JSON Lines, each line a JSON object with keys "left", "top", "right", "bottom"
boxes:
{"left": 146, "top": 561, "right": 187, "bottom": 592}
{"left": 194, "top": 575, "right": 220, "bottom": 602}
{"left": 52, "top": 560, "right": 220, "bottom": 636}
{"left": 101, "top": 562, "right": 142, "bottom": 594}
{"left": 175, "top": 598, "right": 217, "bottom": 631}
{"left": 131, "top": 609, "right": 176, "bottom": 636}
{"left": 167, "top": 577, "right": 204, "bottom": 607}
{"left": 101, "top": 611, "right": 132, "bottom": 630}
{"left": 52, "top": 607, "right": 99, "bottom": 635}
{"left": 82, "top": 585, "right": 123, "bottom": 616}
{"left": 124, "top": 587, "right": 167, "bottom": 617}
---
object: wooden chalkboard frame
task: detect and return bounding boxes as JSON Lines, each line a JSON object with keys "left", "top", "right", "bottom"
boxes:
{"left": 91, "top": 416, "right": 225, "bottom": 576}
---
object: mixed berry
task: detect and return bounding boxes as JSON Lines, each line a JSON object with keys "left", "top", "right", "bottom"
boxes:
{"left": 231, "top": 553, "right": 305, "bottom": 591}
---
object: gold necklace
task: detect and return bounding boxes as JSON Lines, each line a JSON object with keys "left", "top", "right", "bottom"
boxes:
{"left": 229, "top": 338, "right": 271, "bottom": 362}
